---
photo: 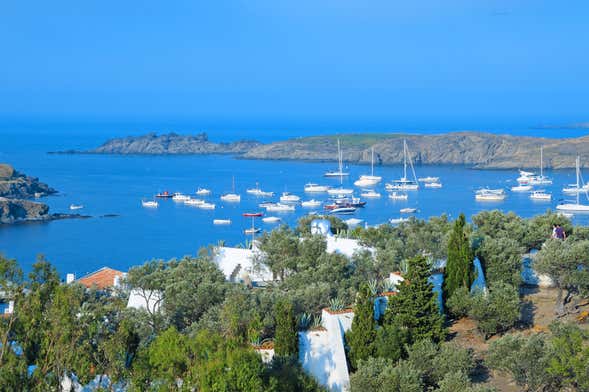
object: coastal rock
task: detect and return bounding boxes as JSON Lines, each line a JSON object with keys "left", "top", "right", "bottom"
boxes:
{"left": 0, "top": 197, "right": 89, "bottom": 224}
{"left": 0, "top": 164, "right": 56, "bottom": 199}
{"left": 71, "top": 132, "right": 262, "bottom": 155}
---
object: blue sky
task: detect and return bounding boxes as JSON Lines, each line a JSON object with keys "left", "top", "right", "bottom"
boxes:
{"left": 0, "top": 0, "right": 587, "bottom": 129}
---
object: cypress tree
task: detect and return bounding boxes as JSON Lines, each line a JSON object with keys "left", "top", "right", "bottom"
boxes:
{"left": 346, "top": 284, "right": 377, "bottom": 369}
{"left": 443, "top": 213, "right": 473, "bottom": 303}
{"left": 385, "top": 255, "right": 446, "bottom": 343}
{"left": 274, "top": 300, "right": 298, "bottom": 357}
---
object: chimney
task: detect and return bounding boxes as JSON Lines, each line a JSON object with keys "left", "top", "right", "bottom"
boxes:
{"left": 66, "top": 273, "right": 75, "bottom": 284}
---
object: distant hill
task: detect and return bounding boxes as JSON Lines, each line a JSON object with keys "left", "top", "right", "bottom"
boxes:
{"left": 65, "top": 131, "right": 589, "bottom": 169}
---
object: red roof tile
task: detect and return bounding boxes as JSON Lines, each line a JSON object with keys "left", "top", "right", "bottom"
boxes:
{"left": 77, "top": 267, "right": 124, "bottom": 289}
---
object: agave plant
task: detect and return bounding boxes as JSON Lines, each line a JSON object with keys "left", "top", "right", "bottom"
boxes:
{"left": 399, "top": 259, "right": 408, "bottom": 275}
{"left": 298, "top": 312, "right": 312, "bottom": 330}
{"left": 311, "top": 315, "right": 323, "bottom": 329}
{"left": 329, "top": 297, "right": 345, "bottom": 312}
{"left": 367, "top": 279, "right": 380, "bottom": 296}
{"left": 381, "top": 278, "right": 396, "bottom": 293}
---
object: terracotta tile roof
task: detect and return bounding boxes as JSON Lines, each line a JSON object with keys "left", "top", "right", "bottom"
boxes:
{"left": 77, "top": 267, "right": 124, "bottom": 289}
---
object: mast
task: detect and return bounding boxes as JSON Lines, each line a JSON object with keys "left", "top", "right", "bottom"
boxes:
{"left": 403, "top": 140, "right": 408, "bottom": 180}
{"left": 232, "top": 176, "right": 235, "bottom": 193}
{"left": 338, "top": 139, "right": 343, "bottom": 185}
{"left": 540, "top": 146, "right": 544, "bottom": 178}
{"left": 371, "top": 147, "right": 374, "bottom": 176}
{"left": 577, "top": 156, "right": 580, "bottom": 205}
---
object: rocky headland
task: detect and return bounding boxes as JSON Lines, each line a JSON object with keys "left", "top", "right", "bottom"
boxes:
{"left": 0, "top": 164, "right": 86, "bottom": 224}
{"left": 60, "top": 131, "right": 589, "bottom": 169}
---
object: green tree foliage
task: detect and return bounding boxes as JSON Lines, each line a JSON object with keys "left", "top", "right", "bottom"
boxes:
{"left": 545, "top": 323, "right": 589, "bottom": 391}
{"left": 296, "top": 215, "right": 348, "bottom": 237}
{"left": 524, "top": 211, "right": 573, "bottom": 250}
{"left": 471, "top": 210, "right": 527, "bottom": 246}
{"left": 467, "top": 283, "right": 520, "bottom": 338}
{"left": 274, "top": 300, "right": 298, "bottom": 357}
{"left": 346, "top": 284, "right": 376, "bottom": 369}
{"left": 384, "top": 255, "right": 446, "bottom": 344}
{"left": 350, "top": 357, "right": 423, "bottom": 392}
{"left": 444, "top": 213, "right": 473, "bottom": 304}
{"left": 535, "top": 238, "right": 589, "bottom": 316}
{"left": 374, "top": 324, "right": 408, "bottom": 362}
{"left": 476, "top": 236, "right": 523, "bottom": 288}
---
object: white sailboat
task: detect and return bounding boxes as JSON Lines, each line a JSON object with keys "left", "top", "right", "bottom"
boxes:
{"left": 511, "top": 184, "right": 533, "bottom": 192}
{"left": 196, "top": 188, "right": 211, "bottom": 196}
{"left": 213, "top": 219, "right": 231, "bottom": 225}
{"left": 530, "top": 190, "right": 551, "bottom": 201}
{"left": 385, "top": 140, "right": 419, "bottom": 191}
{"left": 354, "top": 147, "right": 382, "bottom": 187}
{"left": 172, "top": 193, "right": 191, "bottom": 202}
{"left": 324, "top": 139, "right": 350, "bottom": 177}
{"left": 475, "top": 188, "right": 506, "bottom": 201}
{"left": 246, "top": 182, "right": 274, "bottom": 197}
{"left": 185, "top": 198, "right": 205, "bottom": 206}
{"left": 265, "top": 203, "right": 296, "bottom": 212}
{"left": 141, "top": 200, "right": 158, "bottom": 208}
{"left": 301, "top": 199, "right": 322, "bottom": 208}
{"left": 280, "top": 192, "right": 301, "bottom": 203}
{"left": 360, "top": 190, "right": 381, "bottom": 198}
{"left": 557, "top": 156, "right": 589, "bottom": 212}
{"left": 304, "top": 183, "right": 330, "bottom": 192}
{"left": 424, "top": 182, "right": 442, "bottom": 188}
{"left": 517, "top": 147, "right": 553, "bottom": 185}
{"left": 388, "top": 192, "right": 409, "bottom": 200}
{"left": 221, "top": 177, "right": 241, "bottom": 202}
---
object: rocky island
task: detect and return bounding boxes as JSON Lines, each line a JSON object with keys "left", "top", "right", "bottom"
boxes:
{"left": 0, "top": 164, "right": 86, "bottom": 224}
{"left": 62, "top": 131, "right": 589, "bottom": 169}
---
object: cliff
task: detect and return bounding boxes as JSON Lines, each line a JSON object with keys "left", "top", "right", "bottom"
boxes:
{"left": 0, "top": 164, "right": 56, "bottom": 199}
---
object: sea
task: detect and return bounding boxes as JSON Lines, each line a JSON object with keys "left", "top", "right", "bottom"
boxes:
{"left": 1, "top": 120, "right": 588, "bottom": 278}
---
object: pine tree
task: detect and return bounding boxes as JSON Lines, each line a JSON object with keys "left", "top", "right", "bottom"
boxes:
{"left": 274, "top": 300, "right": 298, "bottom": 357}
{"left": 443, "top": 213, "right": 473, "bottom": 303}
{"left": 346, "top": 284, "right": 377, "bottom": 369}
{"left": 385, "top": 255, "right": 446, "bottom": 343}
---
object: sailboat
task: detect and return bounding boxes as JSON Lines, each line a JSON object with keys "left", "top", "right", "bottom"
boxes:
{"left": 354, "top": 147, "right": 382, "bottom": 187}
{"left": 246, "top": 182, "right": 274, "bottom": 197}
{"left": 557, "top": 156, "right": 589, "bottom": 212}
{"left": 517, "top": 147, "right": 553, "bottom": 185}
{"left": 324, "top": 139, "right": 350, "bottom": 177}
{"left": 220, "top": 177, "right": 241, "bottom": 202}
{"left": 385, "top": 140, "right": 419, "bottom": 191}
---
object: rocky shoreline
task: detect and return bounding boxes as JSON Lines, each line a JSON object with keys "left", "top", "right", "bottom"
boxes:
{"left": 62, "top": 131, "right": 589, "bottom": 169}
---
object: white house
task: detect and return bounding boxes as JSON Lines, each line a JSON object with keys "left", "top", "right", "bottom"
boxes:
{"left": 212, "top": 246, "right": 273, "bottom": 285}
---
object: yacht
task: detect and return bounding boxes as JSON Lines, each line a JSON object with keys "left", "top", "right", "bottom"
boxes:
{"left": 400, "top": 207, "right": 418, "bottom": 214}
{"left": 155, "top": 191, "right": 174, "bottom": 198}
{"left": 386, "top": 140, "right": 419, "bottom": 191}
{"left": 220, "top": 177, "right": 240, "bottom": 202}
{"left": 184, "top": 198, "right": 205, "bottom": 206}
{"left": 69, "top": 204, "right": 84, "bottom": 210}
{"left": 304, "top": 183, "right": 330, "bottom": 193}
{"left": 265, "top": 203, "right": 296, "bottom": 212}
{"left": 530, "top": 190, "right": 552, "bottom": 201}
{"left": 329, "top": 207, "right": 357, "bottom": 215}
{"left": 280, "top": 192, "right": 301, "bottom": 203}
{"left": 327, "top": 187, "right": 354, "bottom": 196}
{"left": 563, "top": 183, "right": 589, "bottom": 194}
{"left": 246, "top": 183, "right": 274, "bottom": 197}
{"left": 516, "top": 148, "right": 553, "bottom": 185}
{"left": 557, "top": 156, "right": 589, "bottom": 212}
{"left": 172, "top": 193, "right": 191, "bottom": 202}
{"left": 301, "top": 199, "right": 322, "bottom": 208}
{"left": 262, "top": 216, "right": 281, "bottom": 223}
{"left": 424, "top": 182, "right": 443, "bottom": 189}
{"left": 418, "top": 176, "right": 440, "bottom": 183}
{"left": 475, "top": 188, "right": 506, "bottom": 201}
{"left": 354, "top": 147, "right": 382, "bottom": 187}
{"left": 196, "top": 188, "right": 211, "bottom": 196}
{"left": 142, "top": 200, "right": 158, "bottom": 208}
{"left": 511, "top": 184, "right": 533, "bottom": 192}
{"left": 245, "top": 227, "right": 262, "bottom": 235}
{"left": 324, "top": 139, "right": 349, "bottom": 177}
{"left": 213, "top": 219, "right": 231, "bottom": 225}
{"left": 360, "top": 190, "right": 381, "bottom": 198}
{"left": 198, "top": 202, "right": 216, "bottom": 210}
{"left": 388, "top": 192, "right": 409, "bottom": 200}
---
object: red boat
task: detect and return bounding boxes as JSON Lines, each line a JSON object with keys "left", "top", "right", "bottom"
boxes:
{"left": 242, "top": 212, "right": 263, "bottom": 217}
{"left": 155, "top": 191, "right": 173, "bottom": 198}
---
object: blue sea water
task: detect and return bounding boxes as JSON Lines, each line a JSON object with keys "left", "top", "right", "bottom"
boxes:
{"left": 1, "top": 122, "right": 589, "bottom": 277}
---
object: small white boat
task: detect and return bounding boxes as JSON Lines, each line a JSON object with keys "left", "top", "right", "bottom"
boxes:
{"left": 280, "top": 192, "right": 301, "bottom": 203}
{"left": 324, "top": 139, "right": 349, "bottom": 177}
{"left": 184, "top": 198, "right": 205, "bottom": 206}
{"left": 196, "top": 188, "right": 211, "bottom": 196}
{"left": 199, "top": 202, "right": 216, "bottom": 210}
{"left": 213, "top": 219, "right": 231, "bottom": 225}
{"left": 142, "top": 200, "right": 158, "bottom": 208}
{"left": 304, "top": 183, "right": 330, "bottom": 193}
{"left": 327, "top": 187, "right": 354, "bottom": 196}
{"left": 265, "top": 203, "right": 296, "bottom": 212}
{"left": 388, "top": 140, "right": 420, "bottom": 191}
{"left": 557, "top": 157, "right": 589, "bottom": 213}
{"left": 345, "top": 218, "right": 364, "bottom": 227}
{"left": 244, "top": 227, "right": 262, "bottom": 235}
{"left": 220, "top": 193, "right": 241, "bottom": 202}
{"left": 258, "top": 201, "right": 275, "bottom": 208}
{"left": 361, "top": 190, "right": 381, "bottom": 198}
{"left": 562, "top": 184, "right": 589, "bottom": 194}
{"left": 475, "top": 188, "right": 506, "bottom": 201}
{"left": 262, "top": 216, "right": 281, "bottom": 223}
{"left": 69, "top": 204, "right": 84, "bottom": 210}
{"left": 329, "top": 207, "right": 357, "bottom": 215}
{"left": 246, "top": 183, "right": 274, "bottom": 197}
{"left": 301, "top": 199, "right": 322, "bottom": 208}
{"left": 388, "top": 192, "right": 409, "bottom": 200}
{"left": 418, "top": 176, "right": 440, "bottom": 183}
{"left": 172, "top": 193, "right": 191, "bottom": 202}
{"left": 400, "top": 207, "right": 417, "bottom": 214}
{"left": 354, "top": 177, "right": 380, "bottom": 187}
{"left": 424, "top": 182, "right": 443, "bottom": 188}
{"left": 530, "top": 190, "right": 552, "bottom": 201}
{"left": 389, "top": 217, "right": 409, "bottom": 225}
{"left": 511, "top": 185, "right": 533, "bottom": 192}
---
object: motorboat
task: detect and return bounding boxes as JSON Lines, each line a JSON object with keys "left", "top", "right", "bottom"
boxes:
{"left": 258, "top": 201, "right": 275, "bottom": 208}
{"left": 324, "top": 197, "right": 365, "bottom": 210}
{"left": 246, "top": 183, "right": 274, "bottom": 197}
{"left": 400, "top": 207, "right": 417, "bottom": 214}
{"left": 387, "top": 140, "right": 419, "bottom": 191}
{"left": 327, "top": 187, "right": 354, "bottom": 196}
{"left": 511, "top": 185, "right": 533, "bottom": 192}
{"left": 389, "top": 217, "right": 409, "bottom": 225}
{"left": 418, "top": 176, "right": 440, "bottom": 183}
{"left": 142, "top": 200, "right": 158, "bottom": 208}
{"left": 329, "top": 207, "right": 357, "bottom": 215}
{"left": 519, "top": 147, "right": 553, "bottom": 185}
{"left": 361, "top": 190, "right": 381, "bottom": 198}
{"left": 198, "top": 202, "right": 216, "bottom": 210}
{"left": 280, "top": 192, "right": 301, "bottom": 203}
{"left": 245, "top": 227, "right": 262, "bottom": 235}
{"left": 213, "top": 219, "right": 231, "bottom": 225}
{"left": 301, "top": 199, "right": 322, "bottom": 208}
{"left": 475, "top": 188, "right": 506, "bottom": 201}
{"left": 69, "top": 204, "right": 84, "bottom": 210}
{"left": 155, "top": 191, "right": 174, "bottom": 198}
{"left": 184, "top": 198, "right": 205, "bottom": 206}
{"left": 172, "top": 193, "right": 191, "bottom": 202}
{"left": 530, "top": 190, "right": 552, "bottom": 201}
{"left": 388, "top": 192, "right": 409, "bottom": 200}
{"left": 557, "top": 156, "right": 589, "bottom": 212}
{"left": 265, "top": 203, "right": 296, "bottom": 212}
{"left": 562, "top": 183, "right": 589, "bottom": 194}
{"left": 196, "top": 188, "right": 211, "bottom": 196}
{"left": 424, "top": 182, "right": 443, "bottom": 188}
{"left": 354, "top": 147, "right": 382, "bottom": 186}
{"left": 220, "top": 193, "right": 241, "bottom": 202}
{"left": 324, "top": 139, "right": 349, "bottom": 177}
{"left": 242, "top": 212, "right": 264, "bottom": 217}
{"left": 345, "top": 218, "right": 364, "bottom": 227}
{"left": 304, "top": 183, "right": 330, "bottom": 193}
{"left": 262, "top": 216, "right": 281, "bottom": 223}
